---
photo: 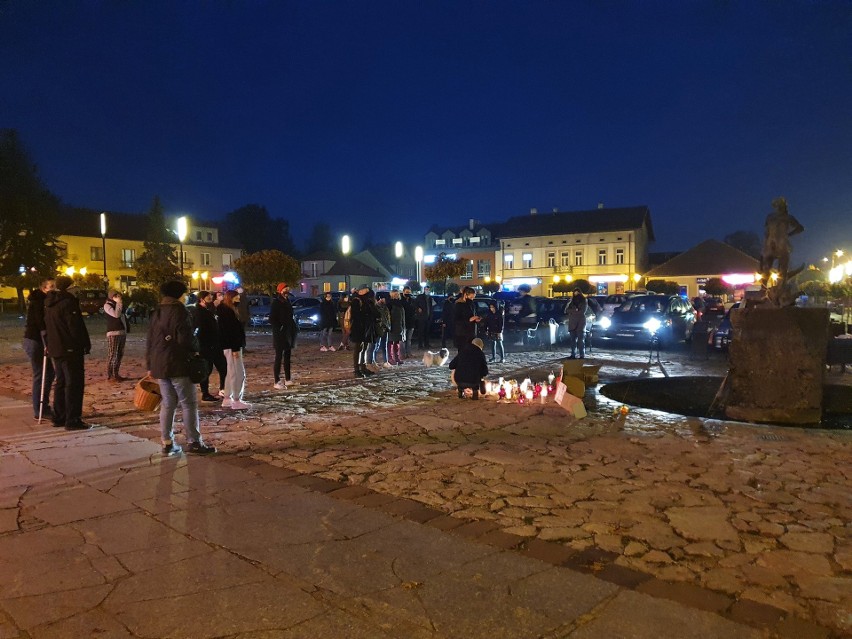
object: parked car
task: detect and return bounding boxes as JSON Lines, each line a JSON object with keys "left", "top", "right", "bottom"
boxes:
{"left": 429, "top": 295, "right": 495, "bottom": 338}
{"left": 79, "top": 289, "right": 108, "bottom": 316}
{"left": 292, "top": 296, "right": 321, "bottom": 309}
{"left": 600, "top": 294, "right": 629, "bottom": 317}
{"left": 246, "top": 294, "right": 272, "bottom": 327}
{"left": 596, "top": 294, "right": 696, "bottom": 347}
{"left": 711, "top": 302, "right": 741, "bottom": 350}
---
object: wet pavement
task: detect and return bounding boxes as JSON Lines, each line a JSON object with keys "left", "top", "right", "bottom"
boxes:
{"left": 0, "top": 316, "right": 850, "bottom": 637}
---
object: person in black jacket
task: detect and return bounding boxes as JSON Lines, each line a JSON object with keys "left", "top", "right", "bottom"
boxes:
{"left": 441, "top": 294, "right": 456, "bottom": 348}
{"left": 448, "top": 338, "right": 489, "bottom": 399}
{"left": 349, "top": 286, "right": 377, "bottom": 378}
{"left": 190, "top": 291, "right": 223, "bottom": 402}
{"left": 23, "top": 278, "right": 55, "bottom": 420}
{"left": 218, "top": 289, "right": 249, "bottom": 408}
{"left": 146, "top": 280, "right": 216, "bottom": 456}
{"left": 401, "top": 287, "right": 416, "bottom": 358}
{"left": 44, "top": 276, "right": 92, "bottom": 430}
{"left": 484, "top": 301, "right": 505, "bottom": 363}
{"left": 270, "top": 282, "right": 298, "bottom": 389}
{"left": 453, "top": 287, "right": 481, "bottom": 351}
{"left": 318, "top": 291, "right": 337, "bottom": 352}
{"left": 415, "top": 286, "right": 433, "bottom": 348}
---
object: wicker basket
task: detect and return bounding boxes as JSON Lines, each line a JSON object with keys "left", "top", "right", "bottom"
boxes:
{"left": 133, "top": 376, "right": 161, "bottom": 412}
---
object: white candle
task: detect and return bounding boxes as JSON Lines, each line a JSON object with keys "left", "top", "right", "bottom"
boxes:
{"left": 484, "top": 381, "right": 493, "bottom": 395}
{"left": 547, "top": 373, "right": 555, "bottom": 385}
{"left": 525, "top": 389, "right": 534, "bottom": 401}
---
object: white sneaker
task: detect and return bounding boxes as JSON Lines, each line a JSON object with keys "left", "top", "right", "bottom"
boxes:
{"left": 218, "top": 389, "right": 225, "bottom": 397}
{"left": 382, "top": 362, "right": 393, "bottom": 369}
{"left": 329, "top": 346, "right": 336, "bottom": 352}
{"left": 273, "top": 381, "right": 286, "bottom": 390}
{"left": 230, "top": 400, "right": 251, "bottom": 410}
{"left": 320, "top": 346, "right": 328, "bottom": 352}
{"left": 221, "top": 399, "right": 233, "bottom": 408}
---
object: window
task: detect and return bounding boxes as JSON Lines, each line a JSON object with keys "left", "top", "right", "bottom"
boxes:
{"left": 310, "top": 262, "right": 318, "bottom": 278}
{"left": 574, "top": 250, "right": 583, "bottom": 266}
{"left": 477, "top": 259, "right": 490, "bottom": 278}
{"left": 181, "top": 250, "right": 189, "bottom": 265}
{"left": 469, "top": 236, "right": 480, "bottom": 245}
{"left": 546, "top": 252, "right": 556, "bottom": 268}
{"left": 522, "top": 253, "right": 533, "bottom": 269}
{"left": 121, "top": 248, "right": 135, "bottom": 268}
{"left": 452, "top": 238, "right": 462, "bottom": 246}
{"left": 323, "top": 282, "right": 331, "bottom": 293}
{"left": 615, "top": 248, "right": 625, "bottom": 265}
{"left": 504, "top": 253, "right": 514, "bottom": 268}
{"left": 338, "top": 281, "right": 346, "bottom": 292}
{"left": 598, "top": 249, "right": 607, "bottom": 265}
{"left": 461, "top": 260, "right": 473, "bottom": 279}
{"left": 207, "top": 231, "right": 213, "bottom": 242}
{"left": 118, "top": 275, "right": 137, "bottom": 292}
{"left": 561, "top": 251, "right": 571, "bottom": 267}
{"left": 90, "top": 246, "right": 103, "bottom": 261}
{"left": 201, "top": 252, "right": 211, "bottom": 266}
{"left": 196, "top": 230, "right": 202, "bottom": 241}
{"left": 435, "top": 239, "right": 446, "bottom": 246}
{"left": 222, "top": 253, "right": 232, "bottom": 267}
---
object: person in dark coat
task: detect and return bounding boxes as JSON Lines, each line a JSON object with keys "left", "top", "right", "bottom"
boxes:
{"left": 401, "top": 286, "right": 416, "bottom": 358}
{"left": 453, "top": 287, "right": 481, "bottom": 351}
{"left": 23, "top": 278, "right": 55, "bottom": 420}
{"left": 270, "top": 282, "right": 298, "bottom": 389}
{"left": 448, "top": 338, "right": 489, "bottom": 399}
{"left": 415, "top": 286, "right": 433, "bottom": 348}
{"left": 565, "top": 288, "right": 588, "bottom": 359}
{"left": 44, "top": 276, "right": 92, "bottom": 430}
{"left": 484, "top": 301, "right": 505, "bottom": 363}
{"left": 217, "top": 289, "right": 250, "bottom": 408}
{"left": 441, "top": 294, "right": 456, "bottom": 348}
{"left": 318, "top": 292, "right": 337, "bottom": 351}
{"left": 387, "top": 290, "right": 406, "bottom": 365}
{"left": 146, "top": 280, "right": 216, "bottom": 456}
{"left": 190, "top": 291, "right": 223, "bottom": 402}
{"left": 349, "top": 286, "right": 378, "bottom": 378}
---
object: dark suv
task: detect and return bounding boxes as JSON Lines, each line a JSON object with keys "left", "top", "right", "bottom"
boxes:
{"left": 597, "top": 294, "right": 696, "bottom": 347}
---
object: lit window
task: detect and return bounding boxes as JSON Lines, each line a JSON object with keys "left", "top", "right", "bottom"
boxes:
{"left": 121, "top": 248, "right": 135, "bottom": 268}
{"left": 561, "top": 251, "right": 571, "bottom": 267}
{"left": 90, "top": 246, "right": 103, "bottom": 261}
{"left": 222, "top": 253, "right": 232, "bottom": 267}
{"left": 523, "top": 253, "right": 533, "bottom": 269}
{"left": 504, "top": 254, "right": 514, "bottom": 267}
{"left": 477, "top": 260, "right": 490, "bottom": 278}
{"left": 598, "top": 249, "right": 607, "bottom": 265}
{"left": 546, "top": 252, "right": 555, "bottom": 267}
{"left": 615, "top": 248, "right": 625, "bottom": 265}
{"left": 435, "top": 239, "right": 446, "bottom": 246}
{"left": 574, "top": 251, "right": 583, "bottom": 266}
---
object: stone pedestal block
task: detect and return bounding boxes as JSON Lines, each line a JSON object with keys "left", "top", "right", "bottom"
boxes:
{"left": 725, "top": 306, "right": 829, "bottom": 425}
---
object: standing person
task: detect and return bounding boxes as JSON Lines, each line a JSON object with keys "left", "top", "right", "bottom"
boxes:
{"left": 318, "top": 292, "right": 337, "bottom": 351}
{"left": 401, "top": 287, "right": 416, "bottom": 359}
{"left": 103, "top": 290, "right": 129, "bottom": 382}
{"left": 484, "top": 301, "right": 505, "bottom": 363}
{"left": 217, "top": 289, "right": 250, "bottom": 409}
{"left": 212, "top": 291, "right": 227, "bottom": 395}
{"left": 387, "top": 290, "right": 406, "bottom": 366}
{"left": 441, "top": 293, "right": 456, "bottom": 348}
{"left": 565, "top": 288, "right": 588, "bottom": 359}
{"left": 350, "top": 286, "right": 377, "bottom": 378}
{"left": 43, "top": 276, "right": 92, "bottom": 430}
{"left": 453, "top": 286, "right": 481, "bottom": 351}
{"left": 374, "top": 295, "right": 391, "bottom": 368}
{"left": 146, "top": 280, "right": 216, "bottom": 456}
{"left": 23, "top": 278, "right": 55, "bottom": 420}
{"left": 190, "top": 291, "right": 222, "bottom": 402}
{"left": 235, "top": 286, "right": 251, "bottom": 335}
{"left": 336, "top": 293, "right": 351, "bottom": 351}
{"left": 270, "top": 282, "right": 298, "bottom": 390}
{"left": 415, "top": 286, "right": 433, "bottom": 348}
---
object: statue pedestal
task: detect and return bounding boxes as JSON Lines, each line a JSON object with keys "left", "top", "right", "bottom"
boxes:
{"left": 725, "top": 307, "right": 829, "bottom": 425}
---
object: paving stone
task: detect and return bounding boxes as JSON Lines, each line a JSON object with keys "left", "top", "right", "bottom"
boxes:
{"left": 636, "top": 578, "right": 733, "bottom": 613}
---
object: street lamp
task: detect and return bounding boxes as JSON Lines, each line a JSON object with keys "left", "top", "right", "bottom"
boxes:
{"left": 414, "top": 245, "right": 423, "bottom": 286}
{"left": 176, "top": 216, "right": 188, "bottom": 280}
{"left": 341, "top": 234, "right": 351, "bottom": 292}
{"left": 100, "top": 213, "right": 108, "bottom": 292}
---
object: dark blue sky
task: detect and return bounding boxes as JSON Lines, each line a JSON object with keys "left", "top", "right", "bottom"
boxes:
{"left": 2, "top": 1, "right": 851, "bottom": 262}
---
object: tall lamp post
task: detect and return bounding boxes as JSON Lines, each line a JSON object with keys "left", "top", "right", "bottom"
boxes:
{"left": 176, "top": 216, "right": 188, "bottom": 281}
{"left": 341, "top": 234, "right": 351, "bottom": 292}
{"left": 100, "top": 212, "right": 108, "bottom": 292}
{"left": 415, "top": 245, "right": 423, "bottom": 288}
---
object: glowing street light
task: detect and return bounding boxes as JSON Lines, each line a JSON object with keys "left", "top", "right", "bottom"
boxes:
{"left": 176, "top": 216, "right": 188, "bottom": 280}
{"left": 341, "top": 235, "right": 351, "bottom": 291}
{"left": 414, "top": 245, "right": 423, "bottom": 285}
{"left": 394, "top": 241, "right": 403, "bottom": 258}
{"left": 100, "top": 212, "right": 108, "bottom": 292}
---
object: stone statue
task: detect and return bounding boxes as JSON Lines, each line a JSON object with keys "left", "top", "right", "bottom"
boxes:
{"left": 760, "top": 196, "right": 803, "bottom": 289}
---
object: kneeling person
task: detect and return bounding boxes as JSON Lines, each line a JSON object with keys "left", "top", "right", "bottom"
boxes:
{"left": 448, "top": 338, "right": 489, "bottom": 399}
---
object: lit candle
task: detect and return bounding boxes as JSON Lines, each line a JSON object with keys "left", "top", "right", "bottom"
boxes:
{"left": 525, "top": 389, "right": 534, "bottom": 401}
{"left": 540, "top": 386, "right": 548, "bottom": 404}
{"left": 485, "top": 381, "right": 492, "bottom": 395}
{"left": 547, "top": 372, "right": 555, "bottom": 385}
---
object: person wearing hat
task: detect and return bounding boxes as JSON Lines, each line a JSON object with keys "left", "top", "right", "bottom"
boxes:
{"left": 146, "top": 280, "right": 216, "bottom": 455}
{"left": 270, "top": 282, "right": 298, "bottom": 390}
{"left": 103, "top": 290, "right": 129, "bottom": 382}
{"left": 44, "top": 275, "right": 93, "bottom": 430}
{"left": 448, "top": 337, "right": 489, "bottom": 399}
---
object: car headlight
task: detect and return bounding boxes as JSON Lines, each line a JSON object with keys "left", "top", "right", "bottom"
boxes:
{"left": 310, "top": 314, "right": 319, "bottom": 322}
{"left": 643, "top": 318, "right": 662, "bottom": 333}
{"left": 598, "top": 316, "right": 611, "bottom": 330}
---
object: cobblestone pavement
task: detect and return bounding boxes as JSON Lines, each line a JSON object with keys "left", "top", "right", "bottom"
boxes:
{"left": 1, "top": 317, "right": 850, "bottom": 636}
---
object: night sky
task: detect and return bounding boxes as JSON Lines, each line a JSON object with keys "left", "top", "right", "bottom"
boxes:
{"left": 2, "top": 1, "right": 851, "bottom": 263}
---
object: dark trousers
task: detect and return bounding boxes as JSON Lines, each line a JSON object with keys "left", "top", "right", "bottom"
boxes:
{"left": 273, "top": 342, "right": 292, "bottom": 382}
{"left": 199, "top": 349, "right": 226, "bottom": 394}
{"left": 416, "top": 320, "right": 431, "bottom": 347}
{"left": 24, "top": 337, "right": 54, "bottom": 417}
{"left": 52, "top": 353, "right": 85, "bottom": 426}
